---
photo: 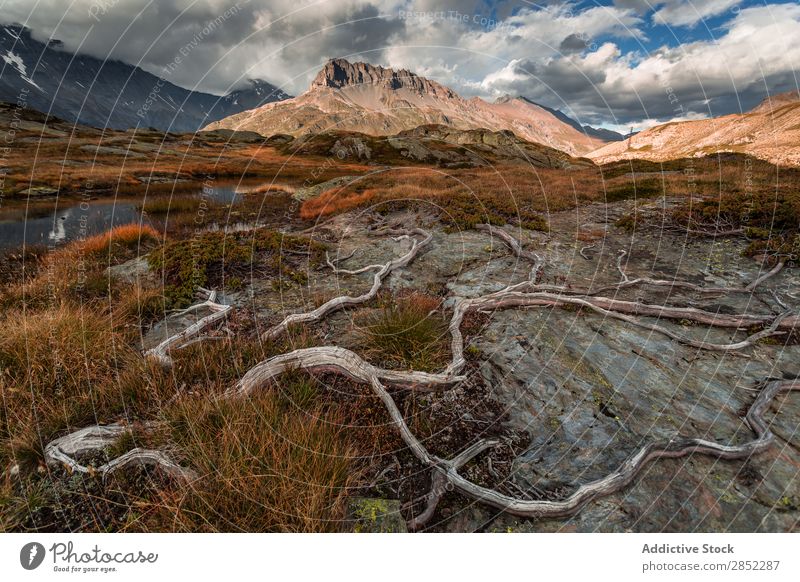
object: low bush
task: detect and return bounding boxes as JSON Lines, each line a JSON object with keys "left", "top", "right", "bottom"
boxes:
{"left": 148, "top": 228, "right": 325, "bottom": 308}
{"left": 79, "top": 224, "right": 161, "bottom": 257}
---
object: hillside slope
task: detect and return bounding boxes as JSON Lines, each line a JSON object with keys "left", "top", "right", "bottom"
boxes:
{"left": 587, "top": 91, "right": 800, "bottom": 166}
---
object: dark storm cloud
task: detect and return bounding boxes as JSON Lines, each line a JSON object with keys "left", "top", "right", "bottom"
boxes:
{"left": 0, "top": 0, "right": 267, "bottom": 93}
{"left": 559, "top": 33, "right": 589, "bottom": 54}
{"left": 0, "top": 0, "right": 408, "bottom": 94}
{"left": 259, "top": 3, "right": 406, "bottom": 87}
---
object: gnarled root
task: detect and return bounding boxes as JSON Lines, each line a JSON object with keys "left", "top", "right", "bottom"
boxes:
{"left": 261, "top": 228, "right": 432, "bottom": 340}
{"left": 44, "top": 423, "right": 194, "bottom": 481}
{"left": 233, "top": 225, "right": 799, "bottom": 526}
{"left": 234, "top": 345, "right": 463, "bottom": 396}
{"left": 425, "top": 380, "right": 800, "bottom": 521}
{"left": 145, "top": 288, "right": 231, "bottom": 367}
{"left": 234, "top": 346, "right": 799, "bottom": 523}
{"left": 476, "top": 223, "right": 544, "bottom": 281}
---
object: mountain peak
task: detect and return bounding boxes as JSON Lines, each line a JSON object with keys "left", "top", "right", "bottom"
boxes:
{"left": 227, "top": 78, "right": 290, "bottom": 100}
{"left": 310, "top": 58, "right": 456, "bottom": 98}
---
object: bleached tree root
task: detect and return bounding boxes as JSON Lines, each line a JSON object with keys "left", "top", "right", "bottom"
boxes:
{"left": 44, "top": 423, "right": 194, "bottom": 481}
{"left": 145, "top": 288, "right": 231, "bottom": 367}
{"left": 231, "top": 225, "right": 798, "bottom": 525}
{"left": 414, "top": 379, "right": 800, "bottom": 521}
{"left": 261, "top": 228, "right": 433, "bottom": 340}
{"left": 234, "top": 346, "right": 464, "bottom": 395}
{"left": 407, "top": 438, "right": 499, "bottom": 530}
{"left": 476, "top": 224, "right": 544, "bottom": 281}
{"left": 606, "top": 250, "right": 785, "bottom": 296}
{"left": 476, "top": 229, "right": 784, "bottom": 299}
{"left": 446, "top": 290, "right": 797, "bottom": 375}
{"left": 234, "top": 345, "right": 800, "bottom": 523}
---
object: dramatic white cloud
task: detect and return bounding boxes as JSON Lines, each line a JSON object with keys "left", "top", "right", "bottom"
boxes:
{"left": 479, "top": 3, "right": 800, "bottom": 125}
{"left": 652, "top": 0, "right": 742, "bottom": 28}
{"left": 0, "top": 0, "right": 797, "bottom": 127}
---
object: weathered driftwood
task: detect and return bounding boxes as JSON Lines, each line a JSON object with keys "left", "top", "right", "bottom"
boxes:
{"left": 261, "top": 228, "right": 432, "bottom": 340}
{"left": 44, "top": 423, "right": 193, "bottom": 481}
{"left": 145, "top": 288, "right": 231, "bottom": 367}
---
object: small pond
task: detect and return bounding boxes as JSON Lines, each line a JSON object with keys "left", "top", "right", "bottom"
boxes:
{"left": 0, "top": 180, "right": 269, "bottom": 251}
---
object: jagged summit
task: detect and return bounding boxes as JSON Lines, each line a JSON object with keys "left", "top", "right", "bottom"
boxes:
{"left": 310, "top": 58, "right": 457, "bottom": 99}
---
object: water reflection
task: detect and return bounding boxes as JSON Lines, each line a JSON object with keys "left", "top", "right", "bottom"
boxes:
{"left": 0, "top": 180, "right": 268, "bottom": 251}
{"left": 0, "top": 201, "right": 151, "bottom": 250}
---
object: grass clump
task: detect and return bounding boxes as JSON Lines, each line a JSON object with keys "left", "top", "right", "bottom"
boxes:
{"left": 357, "top": 292, "right": 448, "bottom": 372}
{"left": 605, "top": 179, "right": 663, "bottom": 202}
{"left": 671, "top": 188, "right": 800, "bottom": 261}
{"left": 159, "top": 382, "right": 358, "bottom": 532}
{"left": 79, "top": 224, "right": 160, "bottom": 258}
{"left": 301, "top": 184, "right": 550, "bottom": 233}
{"left": 0, "top": 304, "right": 159, "bottom": 472}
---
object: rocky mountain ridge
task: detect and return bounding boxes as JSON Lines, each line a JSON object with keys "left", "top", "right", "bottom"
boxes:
{"left": 0, "top": 23, "right": 290, "bottom": 132}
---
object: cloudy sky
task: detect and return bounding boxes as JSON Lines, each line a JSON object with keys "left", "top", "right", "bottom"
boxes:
{"left": 1, "top": 0, "right": 798, "bottom": 131}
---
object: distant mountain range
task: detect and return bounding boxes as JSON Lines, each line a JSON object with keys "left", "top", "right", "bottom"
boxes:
{"left": 524, "top": 98, "right": 624, "bottom": 142}
{"left": 3, "top": 27, "right": 797, "bottom": 166}
{"left": 588, "top": 91, "right": 800, "bottom": 167}
{"left": 0, "top": 24, "right": 290, "bottom": 132}
{"left": 205, "top": 58, "right": 621, "bottom": 157}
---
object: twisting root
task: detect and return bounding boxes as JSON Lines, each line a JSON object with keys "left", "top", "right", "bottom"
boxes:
{"left": 601, "top": 250, "right": 786, "bottom": 296}
{"left": 616, "top": 249, "right": 631, "bottom": 282}
{"left": 423, "top": 380, "right": 800, "bottom": 521}
{"left": 234, "top": 346, "right": 463, "bottom": 395}
{"left": 476, "top": 224, "right": 543, "bottom": 281}
{"left": 408, "top": 439, "right": 499, "bottom": 530}
{"left": 145, "top": 288, "right": 231, "bottom": 367}
{"left": 261, "top": 228, "right": 432, "bottom": 340}
{"left": 44, "top": 423, "right": 194, "bottom": 481}
{"left": 231, "top": 226, "right": 798, "bottom": 526}
{"left": 234, "top": 347, "right": 800, "bottom": 522}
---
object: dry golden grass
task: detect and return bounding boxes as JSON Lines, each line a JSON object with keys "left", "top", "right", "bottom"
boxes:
{"left": 158, "top": 386, "right": 359, "bottom": 532}
{"left": 0, "top": 304, "right": 149, "bottom": 470}
{"left": 298, "top": 154, "right": 800, "bottom": 233}
{"left": 1, "top": 224, "right": 161, "bottom": 310}
{"left": 79, "top": 224, "right": 161, "bottom": 256}
{"left": 3, "top": 131, "right": 371, "bottom": 199}
{"left": 238, "top": 182, "right": 297, "bottom": 195}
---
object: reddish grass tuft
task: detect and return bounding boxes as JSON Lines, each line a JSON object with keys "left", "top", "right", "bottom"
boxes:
{"left": 79, "top": 224, "right": 161, "bottom": 256}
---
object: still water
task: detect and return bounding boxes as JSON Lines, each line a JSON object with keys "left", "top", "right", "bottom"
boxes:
{"left": 0, "top": 182, "right": 249, "bottom": 251}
